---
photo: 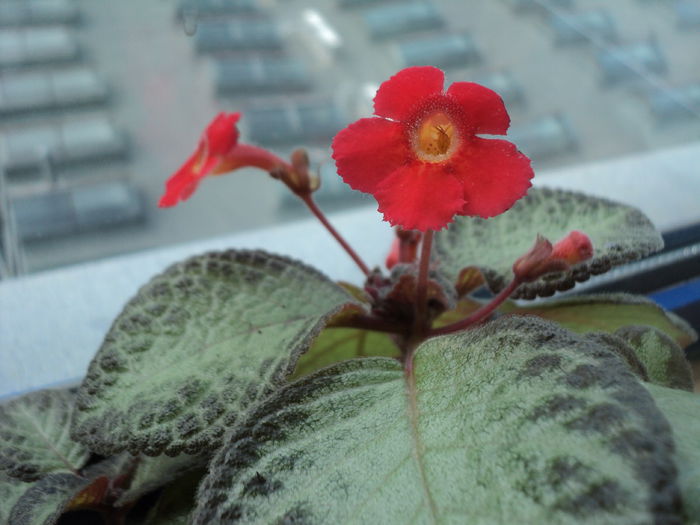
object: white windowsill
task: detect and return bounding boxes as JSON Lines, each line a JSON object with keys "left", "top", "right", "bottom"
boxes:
{"left": 1, "top": 141, "right": 699, "bottom": 399}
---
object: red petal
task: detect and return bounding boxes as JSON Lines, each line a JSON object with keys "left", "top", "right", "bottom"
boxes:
{"left": 158, "top": 151, "right": 203, "bottom": 207}
{"left": 332, "top": 117, "right": 409, "bottom": 194}
{"left": 453, "top": 138, "right": 533, "bottom": 218}
{"left": 204, "top": 112, "right": 241, "bottom": 156}
{"left": 446, "top": 82, "right": 510, "bottom": 135}
{"left": 373, "top": 163, "right": 466, "bottom": 231}
{"left": 373, "top": 66, "right": 444, "bottom": 121}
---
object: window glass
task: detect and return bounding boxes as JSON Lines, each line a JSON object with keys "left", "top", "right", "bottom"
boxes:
{"left": 1, "top": 0, "right": 698, "bottom": 277}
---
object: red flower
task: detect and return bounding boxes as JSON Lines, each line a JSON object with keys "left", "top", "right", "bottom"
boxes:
{"left": 159, "top": 112, "right": 287, "bottom": 207}
{"left": 331, "top": 67, "right": 534, "bottom": 231}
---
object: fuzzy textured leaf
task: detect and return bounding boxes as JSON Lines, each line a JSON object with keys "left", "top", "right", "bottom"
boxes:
{"left": 7, "top": 473, "right": 92, "bottom": 525}
{"left": 616, "top": 326, "right": 695, "bottom": 391}
{"left": 71, "top": 250, "right": 358, "bottom": 457}
{"left": 435, "top": 187, "right": 663, "bottom": 299}
{"left": 193, "top": 317, "right": 682, "bottom": 524}
{"left": 502, "top": 293, "right": 697, "bottom": 349}
{"left": 0, "top": 389, "right": 89, "bottom": 482}
{"left": 292, "top": 327, "right": 400, "bottom": 379}
{"left": 646, "top": 384, "right": 700, "bottom": 522}
{"left": 0, "top": 473, "right": 27, "bottom": 524}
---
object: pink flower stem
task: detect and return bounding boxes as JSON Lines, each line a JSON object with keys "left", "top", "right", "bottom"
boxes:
{"left": 300, "top": 194, "right": 371, "bottom": 276}
{"left": 412, "top": 229, "right": 434, "bottom": 336}
{"left": 428, "top": 277, "right": 522, "bottom": 337}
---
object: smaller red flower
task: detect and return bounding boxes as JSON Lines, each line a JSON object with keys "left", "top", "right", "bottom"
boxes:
{"left": 332, "top": 66, "right": 534, "bottom": 231}
{"left": 159, "top": 112, "right": 288, "bottom": 207}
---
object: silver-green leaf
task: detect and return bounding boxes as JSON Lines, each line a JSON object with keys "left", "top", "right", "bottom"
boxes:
{"left": 7, "top": 473, "right": 92, "bottom": 525}
{"left": 71, "top": 250, "right": 358, "bottom": 457}
{"left": 615, "top": 326, "right": 695, "bottom": 391}
{"left": 435, "top": 187, "right": 663, "bottom": 298}
{"left": 0, "top": 389, "right": 89, "bottom": 482}
{"left": 646, "top": 383, "right": 700, "bottom": 522}
{"left": 193, "top": 317, "right": 682, "bottom": 524}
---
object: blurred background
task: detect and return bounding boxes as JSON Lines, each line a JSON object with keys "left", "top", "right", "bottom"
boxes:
{"left": 1, "top": 0, "right": 699, "bottom": 277}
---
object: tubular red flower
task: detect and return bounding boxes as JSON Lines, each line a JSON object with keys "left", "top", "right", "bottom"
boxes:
{"left": 159, "top": 112, "right": 289, "bottom": 207}
{"left": 332, "top": 66, "right": 534, "bottom": 231}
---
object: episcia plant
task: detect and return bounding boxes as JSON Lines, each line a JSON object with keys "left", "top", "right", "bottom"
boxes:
{"left": 1, "top": 66, "right": 698, "bottom": 525}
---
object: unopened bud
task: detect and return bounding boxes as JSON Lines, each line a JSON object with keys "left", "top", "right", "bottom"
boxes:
{"left": 513, "top": 231, "right": 593, "bottom": 283}
{"left": 551, "top": 230, "right": 593, "bottom": 265}
{"left": 385, "top": 238, "right": 400, "bottom": 270}
{"left": 283, "top": 148, "right": 318, "bottom": 196}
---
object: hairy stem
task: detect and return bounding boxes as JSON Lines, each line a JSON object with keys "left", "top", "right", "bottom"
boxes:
{"left": 300, "top": 194, "right": 371, "bottom": 276}
{"left": 413, "top": 230, "right": 434, "bottom": 337}
{"left": 429, "top": 277, "right": 522, "bottom": 337}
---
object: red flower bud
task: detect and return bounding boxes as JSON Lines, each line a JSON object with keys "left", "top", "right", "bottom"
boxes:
{"left": 551, "top": 230, "right": 594, "bottom": 265}
{"left": 385, "top": 238, "right": 400, "bottom": 270}
{"left": 513, "top": 231, "right": 593, "bottom": 283}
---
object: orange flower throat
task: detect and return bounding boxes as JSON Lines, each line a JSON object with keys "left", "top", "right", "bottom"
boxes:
{"left": 413, "top": 112, "right": 458, "bottom": 163}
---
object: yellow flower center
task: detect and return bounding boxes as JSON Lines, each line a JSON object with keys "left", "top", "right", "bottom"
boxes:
{"left": 413, "top": 112, "right": 459, "bottom": 163}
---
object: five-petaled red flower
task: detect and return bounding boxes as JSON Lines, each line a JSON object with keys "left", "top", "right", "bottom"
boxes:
{"left": 332, "top": 66, "right": 534, "bottom": 231}
{"left": 159, "top": 112, "right": 286, "bottom": 207}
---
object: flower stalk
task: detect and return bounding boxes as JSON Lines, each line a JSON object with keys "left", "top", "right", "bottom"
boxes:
{"left": 413, "top": 229, "right": 434, "bottom": 336}
{"left": 299, "top": 194, "right": 371, "bottom": 277}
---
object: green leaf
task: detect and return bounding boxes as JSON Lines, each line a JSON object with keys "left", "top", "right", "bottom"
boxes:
{"left": 646, "top": 384, "right": 700, "bottom": 522}
{"left": 501, "top": 293, "right": 698, "bottom": 349}
{"left": 291, "top": 327, "right": 400, "bottom": 379}
{"left": 114, "top": 453, "right": 207, "bottom": 507}
{"left": 193, "top": 317, "right": 683, "bottom": 524}
{"left": 616, "top": 326, "right": 695, "bottom": 391}
{"left": 72, "top": 250, "right": 358, "bottom": 457}
{"left": 0, "top": 389, "right": 90, "bottom": 482}
{"left": 0, "top": 473, "right": 28, "bottom": 524}
{"left": 7, "top": 473, "right": 92, "bottom": 525}
{"left": 435, "top": 187, "right": 663, "bottom": 299}
{"left": 0, "top": 453, "right": 139, "bottom": 525}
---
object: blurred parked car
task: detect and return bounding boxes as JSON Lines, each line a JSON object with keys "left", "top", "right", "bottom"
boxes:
{"left": 0, "top": 27, "right": 80, "bottom": 69}
{"left": 0, "top": 0, "right": 80, "bottom": 27}
{"left": 12, "top": 180, "right": 145, "bottom": 241}
{"left": 507, "top": 114, "right": 577, "bottom": 160}
{"left": 507, "top": 0, "right": 575, "bottom": 13}
{"left": 338, "top": 0, "right": 388, "bottom": 8}
{"left": 675, "top": 1, "right": 700, "bottom": 29}
{"left": 646, "top": 83, "right": 700, "bottom": 123}
{"left": 0, "top": 68, "right": 108, "bottom": 116}
{"left": 176, "top": 0, "right": 260, "bottom": 19}
{"left": 597, "top": 39, "right": 667, "bottom": 84}
{"left": 216, "top": 57, "right": 311, "bottom": 95}
{"left": 364, "top": 2, "right": 445, "bottom": 40}
{"left": 470, "top": 71, "right": 527, "bottom": 107}
{"left": 245, "top": 99, "right": 348, "bottom": 145}
{"left": 549, "top": 9, "right": 617, "bottom": 45}
{"left": 195, "top": 19, "right": 282, "bottom": 53}
{"left": 397, "top": 32, "right": 480, "bottom": 69}
{"left": 0, "top": 117, "right": 128, "bottom": 176}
